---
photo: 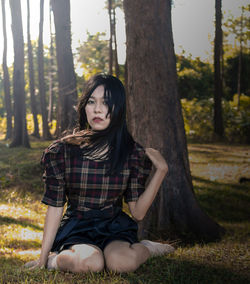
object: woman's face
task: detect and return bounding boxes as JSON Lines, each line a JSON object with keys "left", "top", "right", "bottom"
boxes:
{"left": 85, "top": 85, "right": 111, "bottom": 131}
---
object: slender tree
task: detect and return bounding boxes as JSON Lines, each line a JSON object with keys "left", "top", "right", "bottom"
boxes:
{"left": 48, "top": 0, "right": 55, "bottom": 123}
{"left": 27, "top": 0, "right": 40, "bottom": 138}
{"left": 224, "top": 5, "right": 249, "bottom": 100}
{"left": 51, "top": 0, "right": 78, "bottom": 134}
{"left": 38, "top": 0, "right": 51, "bottom": 139}
{"left": 9, "top": 0, "right": 30, "bottom": 148}
{"left": 236, "top": 7, "right": 244, "bottom": 110}
{"left": 113, "top": 7, "right": 119, "bottom": 78}
{"left": 124, "top": 0, "right": 225, "bottom": 241}
{"left": 1, "top": 0, "right": 12, "bottom": 140}
{"left": 108, "top": 0, "right": 113, "bottom": 75}
{"left": 107, "top": 0, "right": 120, "bottom": 77}
{"left": 214, "top": 0, "right": 224, "bottom": 138}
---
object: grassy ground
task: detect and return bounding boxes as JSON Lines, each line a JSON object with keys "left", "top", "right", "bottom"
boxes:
{"left": 0, "top": 138, "right": 249, "bottom": 283}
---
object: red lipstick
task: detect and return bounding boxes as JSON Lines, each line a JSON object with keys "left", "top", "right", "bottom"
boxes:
{"left": 93, "top": 117, "right": 103, "bottom": 123}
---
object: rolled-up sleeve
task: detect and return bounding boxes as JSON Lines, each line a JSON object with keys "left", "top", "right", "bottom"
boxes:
{"left": 41, "top": 141, "right": 66, "bottom": 207}
{"left": 124, "top": 144, "right": 152, "bottom": 203}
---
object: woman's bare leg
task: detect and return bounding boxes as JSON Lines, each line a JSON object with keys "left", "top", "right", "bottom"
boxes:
{"left": 53, "top": 244, "right": 104, "bottom": 272}
{"left": 104, "top": 241, "right": 150, "bottom": 273}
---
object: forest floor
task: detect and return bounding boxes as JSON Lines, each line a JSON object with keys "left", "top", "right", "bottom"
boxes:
{"left": 0, "top": 138, "right": 249, "bottom": 283}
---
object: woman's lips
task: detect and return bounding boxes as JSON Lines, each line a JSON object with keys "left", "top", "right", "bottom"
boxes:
{"left": 93, "top": 118, "right": 103, "bottom": 123}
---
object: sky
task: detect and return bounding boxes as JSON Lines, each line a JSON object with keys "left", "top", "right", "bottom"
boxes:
{"left": 0, "top": 0, "right": 249, "bottom": 75}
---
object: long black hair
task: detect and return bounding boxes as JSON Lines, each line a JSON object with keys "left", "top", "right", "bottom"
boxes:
{"left": 63, "top": 74, "right": 135, "bottom": 175}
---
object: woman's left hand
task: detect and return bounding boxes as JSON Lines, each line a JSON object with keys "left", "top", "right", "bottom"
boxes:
{"left": 145, "top": 148, "right": 168, "bottom": 173}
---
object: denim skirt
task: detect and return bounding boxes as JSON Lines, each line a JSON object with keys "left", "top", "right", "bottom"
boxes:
{"left": 51, "top": 206, "right": 139, "bottom": 252}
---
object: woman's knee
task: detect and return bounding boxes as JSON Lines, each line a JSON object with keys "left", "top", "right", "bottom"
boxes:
{"left": 105, "top": 247, "right": 138, "bottom": 272}
{"left": 56, "top": 251, "right": 76, "bottom": 271}
{"left": 74, "top": 244, "right": 105, "bottom": 272}
{"left": 78, "top": 250, "right": 104, "bottom": 272}
{"left": 56, "top": 246, "right": 104, "bottom": 273}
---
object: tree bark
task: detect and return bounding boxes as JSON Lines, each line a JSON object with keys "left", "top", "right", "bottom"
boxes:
{"left": 51, "top": 0, "right": 78, "bottom": 134}
{"left": 38, "top": 0, "right": 51, "bottom": 140}
{"left": 237, "top": 7, "right": 244, "bottom": 110}
{"left": 1, "top": 0, "right": 12, "bottom": 140}
{"left": 27, "top": 0, "right": 40, "bottom": 138}
{"left": 214, "top": 0, "right": 224, "bottom": 138}
{"left": 108, "top": 0, "right": 113, "bottom": 75}
{"left": 9, "top": 0, "right": 30, "bottom": 148}
{"left": 124, "top": 0, "right": 225, "bottom": 241}
{"left": 113, "top": 7, "right": 120, "bottom": 78}
{"left": 48, "top": 0, "right": 55, "bottom": 123}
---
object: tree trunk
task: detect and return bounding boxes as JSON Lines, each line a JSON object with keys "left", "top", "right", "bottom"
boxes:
{"left": 27, "top": 0, "right": 40, "bottom": 138}
{"left": 38, "top": 0, "right": 51, "bottom": 140}
{"left": 48, "top": 0, "right": 55, "bottom": 124}
{"left": 51, "top": 0, "right": 78, "bottom": 134}
{"left": 113, "top": 7, "right": 120, "bottom": 78}
{"left": 108, "top": 0, "right": 113, "bottom": 75}
{"left": 214, "top": 0, "right": 224, "bottom": 139}
{"left": 9, "top": 0, "right": 30, "bottom": 148}
{"left": 124, "top": 0, "right": 225, "bottom": 242}
{"left": 1, "top": 0, "right": 12, "bottom": 140}
{"left": 237, "top": 7, "right": 244, "bottom": 110}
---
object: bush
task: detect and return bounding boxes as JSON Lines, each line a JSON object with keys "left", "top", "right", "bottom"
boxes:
{"left": 223, "top": 94, "right": 250, "bottom": 143}
{"left": 181, "top": 98, "right": 214, "bottom": 142}
{"left": 181, "top": 94, "right": 250, "bottom": 143}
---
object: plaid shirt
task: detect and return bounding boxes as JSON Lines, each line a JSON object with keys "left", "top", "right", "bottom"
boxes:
{"left": 41, "top": 140, "right": 152, "bottom": 212}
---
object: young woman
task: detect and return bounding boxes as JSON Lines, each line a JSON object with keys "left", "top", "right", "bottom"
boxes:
{"left": 25, "top": 74, "right": 174, "bottom": 273}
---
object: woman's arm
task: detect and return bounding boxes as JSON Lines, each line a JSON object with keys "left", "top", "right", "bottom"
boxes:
{"left": 31, "top": 205, "right": 64, "bottom": 268}
{"left": 128, "top": 148, "right": 168, "bottom": 221}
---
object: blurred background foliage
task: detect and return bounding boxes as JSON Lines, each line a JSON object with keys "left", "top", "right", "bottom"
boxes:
{"left": 0, "top": 3, "right": 249, "bottom": 144}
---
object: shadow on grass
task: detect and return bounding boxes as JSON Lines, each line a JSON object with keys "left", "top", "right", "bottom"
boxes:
{"left": 0, "top": 140, "right": 45, "bottom": 201}
{"left": 191, "top": 159, "right": 248, "bottom": 165}
{"left": 5, "top": 239, "right": 41, "bottom": 250}
{"left": 1, "top": 255, "right": 249, "bottom": 284}
{"left": 188, "top": 145, "right": 249, "bottom": 161}
{"left": 193, "top": 175, "right": 250, "bottom": 191}
{"left": 192, "top": 176, "right": 250, "bottom": 223}
{"left": 0, "top": 215, "right": 42, "bottom": 231}
{"left": 132, "top": 257, "right": 250, "bottom": 284}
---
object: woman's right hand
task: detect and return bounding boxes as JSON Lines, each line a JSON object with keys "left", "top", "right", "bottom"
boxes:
{"left": 24, "top": 259, "right": 46, "bottom": 270}
{"left": 145, "top": 148, "right": 168, "bottom": 173}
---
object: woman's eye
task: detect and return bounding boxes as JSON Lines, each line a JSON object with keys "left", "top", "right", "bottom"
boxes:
{"left": 87, "top": 100, "right": 94, "bottom": 104}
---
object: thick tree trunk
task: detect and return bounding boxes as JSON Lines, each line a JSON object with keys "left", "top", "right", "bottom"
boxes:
{"left": 51, "top": 0, "right": 78, "bottom": 134}
{"left": 1, "top": 0, "right": 12, "bottom": 140}
{"left": 9, "top": 0, "right": 30, "bottom": 148}
{"left": 124, "top": 0, "right": 225, "bottom": 241}
{"left": 214, "top": 0, "right": 224, "bottom": 138}
{"left": 38, "top": 0, "right": 51, "bottom": 140}
{"left": 27, "top": 0, "right": 40, "bottom": 138}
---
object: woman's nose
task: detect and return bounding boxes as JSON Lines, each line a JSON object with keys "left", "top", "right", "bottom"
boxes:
{"left": 94, "top": 102, "right": 102, "bottom": 113}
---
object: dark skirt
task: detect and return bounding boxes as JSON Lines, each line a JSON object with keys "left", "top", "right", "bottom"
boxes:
{"left": 51, "top": 207, "right": 139, "bottom": 252}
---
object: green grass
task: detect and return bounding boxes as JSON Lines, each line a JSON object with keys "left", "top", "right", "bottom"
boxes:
{"left": 0, "top": 139, "right": 249, "bottom": 283}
